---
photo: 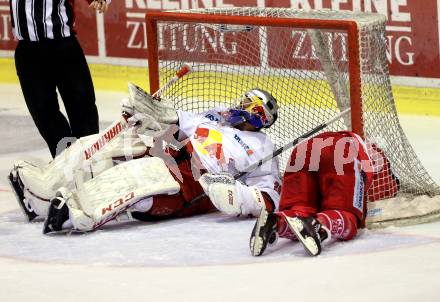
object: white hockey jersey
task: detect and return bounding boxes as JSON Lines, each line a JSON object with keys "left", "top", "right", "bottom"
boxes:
{"left": 177, "top": 109, "right": 281, "bottom": 205}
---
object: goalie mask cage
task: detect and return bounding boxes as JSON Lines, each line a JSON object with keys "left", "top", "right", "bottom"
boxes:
{"left": 145, "top": 8, "right": 440, "bottom": 227}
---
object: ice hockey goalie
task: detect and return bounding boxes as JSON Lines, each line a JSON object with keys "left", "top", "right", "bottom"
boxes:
{"left": 9, "top": 83, "right": 282, "bottom": 234}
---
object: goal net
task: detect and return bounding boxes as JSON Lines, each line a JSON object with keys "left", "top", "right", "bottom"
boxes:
{"left": 145, "top": 7, "right": 440, "bottom": 228}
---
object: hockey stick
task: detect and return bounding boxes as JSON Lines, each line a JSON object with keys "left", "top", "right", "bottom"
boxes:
{"left": 187, "top": 108, "right": 352, "bottom": 206}
{"left": 236, "top": 108, "right": 351, "bottom": 178}
{"left": 152, "top": 63, "right": 191, "bottom": 100}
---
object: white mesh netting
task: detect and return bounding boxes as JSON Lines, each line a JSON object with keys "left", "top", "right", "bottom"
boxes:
{"left": 148, "top": 8, "right": 440, "bottom": 226}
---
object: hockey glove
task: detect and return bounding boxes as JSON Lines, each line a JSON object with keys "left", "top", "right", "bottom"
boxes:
{"left": 199, "top": 172, "right": 266, "bottom": 216}
{"left": 121, "top": 83, "right": 178, "bottom": 124}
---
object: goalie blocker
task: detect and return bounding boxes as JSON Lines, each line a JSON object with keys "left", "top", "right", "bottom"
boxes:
{"left": 198, "top": 172, "right": 275, "bottom": 217}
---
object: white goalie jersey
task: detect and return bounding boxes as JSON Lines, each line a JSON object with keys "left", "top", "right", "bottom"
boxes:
{"left": 177, "top": 109, "right": 281, "bottom": 214}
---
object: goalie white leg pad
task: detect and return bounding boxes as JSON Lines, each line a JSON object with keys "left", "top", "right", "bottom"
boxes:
{"left": 14, "top": 160, "right": 56, "bottom": 201}
{"left": 13, "top": 134, "right": 115, "bottom": 200}
{"left": 60, "top": 157, "right": 180, "bottom": 231}
{"left": 12, "top": 129, "right": 151, "bottom": 204}
{"left": 23, "top": 190, "right": 50, "bottom": 217}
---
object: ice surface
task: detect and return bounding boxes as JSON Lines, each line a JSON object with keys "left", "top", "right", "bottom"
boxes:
{"left": 0, "top": 83, "right": 439, "bottom": 301}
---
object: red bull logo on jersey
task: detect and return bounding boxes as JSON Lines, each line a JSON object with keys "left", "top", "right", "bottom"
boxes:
{"left": 194, "top": 127, "right": 226, "bottom": 164}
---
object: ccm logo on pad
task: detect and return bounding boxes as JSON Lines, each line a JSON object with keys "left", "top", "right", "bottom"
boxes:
{"left": 101, "top": 192, "right": 135, "bottom": 215}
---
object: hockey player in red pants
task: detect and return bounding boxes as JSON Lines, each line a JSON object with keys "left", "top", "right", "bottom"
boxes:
{"left": 250, "top": 131, "right": 400, "bottom": 256}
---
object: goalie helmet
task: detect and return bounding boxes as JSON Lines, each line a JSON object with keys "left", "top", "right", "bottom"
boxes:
{"left": 226, "top": 88, "right": 278, "bottom": 129}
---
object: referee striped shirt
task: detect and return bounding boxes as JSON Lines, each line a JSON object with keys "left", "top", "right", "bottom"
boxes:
{"left": 9, "top": 0, "right": 91, "bottom": 41}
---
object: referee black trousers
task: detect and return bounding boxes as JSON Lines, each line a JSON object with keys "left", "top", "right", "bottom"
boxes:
{"left": 15, "top": 36, "right": 99, "bottom": 157}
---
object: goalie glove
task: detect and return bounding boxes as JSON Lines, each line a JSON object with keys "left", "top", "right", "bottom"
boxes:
{"left": 127, "top": 113, "right": 162, "bottom": 131}
{"left": 198, "top": 172, "right": 266, "bottom": 217}
{"left": 121, "top": 83, "right": 178, "bottom": 124}
{"left": 127, "top": 113, "right": 166, "bottom": 144}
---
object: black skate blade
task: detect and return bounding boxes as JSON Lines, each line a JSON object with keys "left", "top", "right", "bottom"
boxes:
{"left": 43, "top": 198, "right": 69, "bottom": 235}
{"left": 250, "top": 208, "right": 269, "bottom": 256}
{"left": 285, "top": 216, "right": 321, "bottom": 256}
{"left": 43, "top": 225, "right": 86, "bottom": 236}
{"left": 7, "top": 172, "right": 38, "bottom": 222}
{"left": 43, "top": 226, "right": 72, "bottom": 235}
{"left": 250, "top": 208, "right": 277, "bottom": 257}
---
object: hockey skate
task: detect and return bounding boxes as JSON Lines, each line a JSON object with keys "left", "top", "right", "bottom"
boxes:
{"left": 8, "top": 170, "right": 38, "bottom": 222}
{"left": 250, "top": 207, "right": 278, "bottom": 256}
{"left": 43, "top": 197, "right": 70, "bottom": 235}
{"left": 285, "top": 216, "right": 329, "bottom": 256}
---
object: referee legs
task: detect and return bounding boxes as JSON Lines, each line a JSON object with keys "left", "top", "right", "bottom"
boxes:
{"left": 55, "top": 36, "right": 99, "bottom": 139}
{"left": 14, "top": 36, "right": 99, "bottom": 158}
